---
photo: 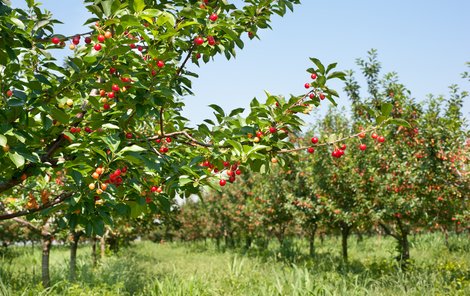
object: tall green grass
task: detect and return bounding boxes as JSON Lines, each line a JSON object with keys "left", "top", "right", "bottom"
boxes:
{"left": 0, "top": 233, "right": 469, "bottom": 295}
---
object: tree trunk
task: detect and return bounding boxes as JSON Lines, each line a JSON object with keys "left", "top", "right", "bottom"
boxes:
{"left": 400, "top": 232, "right": 410, "bottom": 262}
{"left": 309, "top": 224, "right": 317, "bottom": 257}
{"left": 92, "top": 237, "right": 98, "bottom": 267}
{"left": 245, "top": 236, "right": 252, "bottom": 249}
{"left": 69, "top": 231, "right": 82, "bottom": 282}
{"left": 340, "top": 223, "right": 350, "bottom": 262}
{"left": 41, "top": 234, "right": 52, "bottom": 288}
{"left": 396, "top": 218, "right": 410, "bottom": 270}
{"left": 100, "top": 230, "right": 108, "bottom": 259}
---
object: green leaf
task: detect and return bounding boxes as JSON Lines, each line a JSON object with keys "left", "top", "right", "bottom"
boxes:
{"left": 327, "top": 71, "right": 346, "bottom": 81}
{"left": 208, "top": 104, "right": 225, "bottom": 117}
{"left": 92, "top": 219, "right": 105, "bottom": 236}
{"left": 381, "top": 103, "right": 393, "bottom": 117}
{"left": 133, "top": 0, "right": 145, "bottom": 12}
{"left": 229, "top": 108, "right": 245, "bottom": 117}
{"left": 70, "top": 170, "right": 83, "bottom": 187}
{"left": 102, "top": 134, "right": 120, "bottom": 153}
{"left": 49, "top": 107, "right": 70, "bottom": 124}
{"left": 120, "top": 14, "right": 141, "bottom": 27}
{"left": 325, "top": 63, "right": 337, "bottom": 74}
{"left": 0, "top": 135, "right": 7, "bottom": 147}
{"left": 225, "top": 139, "right": 243, "bottom": 156}
{"left": 102, "top": 123, "right": 120, "bottom": 130}
{"left": 388, "top": 118, "right": 411, "bottom": 128}
{"left": 246, "top": 144, "right": 270, "bottom": 157}
{"left": 376, "top": 116, "right": 387, "bottom": 125}
{"left": 10, "top": 17, "right": 25, "bottom": 30}
{"left": 118, "top": 145, "right": 146, "bottom": 154}
{"left": 309, "top": 58, "right": 325, "bottom": 75}
{"left": 8, "top": 151, "right": 25, "bottom": 168}
{"left": 179, "top": 175, "right": 193, "bottom": 186}
{"left": 101, "top": 0, "right": 113, "bottom": 17}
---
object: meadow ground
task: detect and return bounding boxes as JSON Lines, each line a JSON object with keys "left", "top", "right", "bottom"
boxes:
{"left": 0, "top": 233, "right": 469, "bottom": 295}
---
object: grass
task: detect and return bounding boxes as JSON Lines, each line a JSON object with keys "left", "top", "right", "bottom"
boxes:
{"left": 0, "top": 233, "right": 469, "bottom": 295}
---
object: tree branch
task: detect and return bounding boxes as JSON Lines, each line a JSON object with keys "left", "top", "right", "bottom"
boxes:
{"left": 378, "top": 222, "right": 399, "bottom": 240}
{"left": 0, "top": 192, "right": 73, "bottom": 221}
{"left": 12, "top": 217, "right": 41, "bottom": 233}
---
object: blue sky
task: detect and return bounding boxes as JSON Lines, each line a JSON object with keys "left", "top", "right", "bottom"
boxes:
{"left": 11, "top": 0, "right": 470, "bottom": 125}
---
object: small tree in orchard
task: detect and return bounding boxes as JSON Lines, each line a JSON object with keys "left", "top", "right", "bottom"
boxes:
{"left": 344, "top": 50, "right": 469, "bottom": 266}
{"left": 305, "top": 108, "right": 380, "bottom": 262}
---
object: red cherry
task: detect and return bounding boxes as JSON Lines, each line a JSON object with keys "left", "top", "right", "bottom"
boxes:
{"left": 125, "top": 132, "right": 133, "bottom": 139}
{"left": 256, "top": 131, "right": 263, "bottom": 138}
{"left": 137, "top": 45, "right": 143, "bottom": 52}
{"left": 235, "top": 169, "right": 241, "bottom": 175}
{"left": 166, "top": 137, "right": 172, "bottom": 143}
{"left": 130, "top": 43, "right": 136, "bottom": 49}
{"left": 228, "top": 176, "right": 236, "bottom": 183}
{"left": 309, "top": 93, "right": 315, "bottom": 99}
{"left": 114, "top": 169, "right": 122, "bottom": 176}
{"left": 269, "top": 127, "right": 277, "bottom": 134}
{"left": 231, "top": 163, "right": 238, "bottom": 171}
{"left": 121, "top": 77, "right": 131, "bottom": 83}
{"left": 359, "top": 144, "right": 367, "bottom": 151}
{"left": 157, "top": 60, "right": 164, "bottom": 68}
{"left": 319, "top": 93, "right": 326, "bottom": 100}
{"left": 207, "top": 36, "right": 215, "bottom": 46}
{"left": 109, "top": 67, "right": 117, "bottom": 75}
{"left": 371, "top": 133, "right": 378, "bottom": 139}
{"left": 311, "top": 137, "right": 319, "bottom": 144}
{"left": 209, "top": 13, "right": 218, "bottom": 21}
{"left": 85, "top": 127, "right": 92, "bottom": 133}
{"left": 377, "top": 136, "right": 385, "bottom": 143}
{"left": 107, "top": 92, "right": 115, "bottom": 99}
{"left": 72, "top": 36, "right": 80, "bottom": 45}
{"left": 151, "top": 186, "right": 158, "bottom": 192}
{"left": 70, "top": 127, "right": 77, "bottom": 133}
{"left": 219, "top": 179, "right": 226, "bottom": 186}
{"left": 311, "top": 73, "right": 317, "bottom": 80}
{"left": 84, "top": 36, "right": 92, "bottom": 44}
{"left": 223, "top": 161, "right": 230, "bottom": 167}
{"left": 307, "top": 147, "right": 314, "bottom": 154}
{"left": 304, "top": 83, "right": 310, "bottom": 89}
{"left": 340, "top": 144, "right": 347, "bottom": 150}
{"left": 51, "top": 37, "right": 60, "bottom": 44}
{"left": 248, "top": 32, "right": 254, "bottom": 39}
{"left": 112, "top": 84, "right": 120, "bottom": 92}
{"left": 97, "top": 35, "right": 105, "bottom": 43}
{"left": 6, "top": 90, "right": 13, "bottom": 97}
{"left": 226, "top": 170, "right": 234, "bottom": 177}
{"left": 121, "top": 167, "right": 127, "bottom": 173}
{"left": 194, "top": 37, "right": 204, "bottom": 45}
{"left": 103, "top": 103, "right": 110, "bottom": 110}
{"left": 94, "top": 43, "right": 102, "bottom": 51}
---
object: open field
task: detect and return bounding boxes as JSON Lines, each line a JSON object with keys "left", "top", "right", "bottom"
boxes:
{"left": 1, "top": 233, "right": 469, "bottom": 296}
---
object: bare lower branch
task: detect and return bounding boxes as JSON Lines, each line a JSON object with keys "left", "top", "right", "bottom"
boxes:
{"left": 0, "top": 192, "right": 73, "bottom": 221}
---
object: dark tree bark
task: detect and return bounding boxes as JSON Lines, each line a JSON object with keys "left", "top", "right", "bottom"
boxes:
{"left": 309, "top": 224, "right": 318, "bottom": 257}
{"left": 69, "top": 231, "right": 82, "bottom": 282}
{"left": 41, "top": 229, "right": 52, "bottom": 288}
{"left": 92, "top": 237, "right": 98, "bottom": 267}
{"left": 340, "top": 223, "right": 351, "bottom": 262}
{"left": 245, "top": 235, "right": 252, "bottom": 249}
